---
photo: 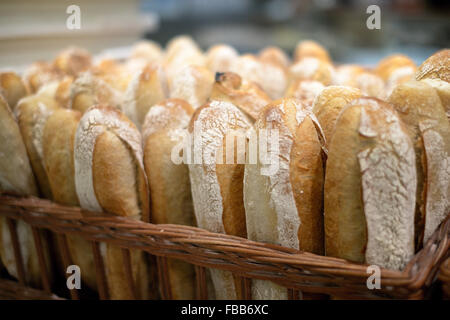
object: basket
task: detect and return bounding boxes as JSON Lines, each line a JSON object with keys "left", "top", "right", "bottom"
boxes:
{"left": 0, "top": 194, "right": 448, "bottom": 300}
{"left": 438, "top": 257, "right": 450, "bottom": 299}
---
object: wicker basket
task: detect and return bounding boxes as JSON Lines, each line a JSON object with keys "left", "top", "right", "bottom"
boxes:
{"left": 0, "top": 194, "right": 448, "bottom": 300}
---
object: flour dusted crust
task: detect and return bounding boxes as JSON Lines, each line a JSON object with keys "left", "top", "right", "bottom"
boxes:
{"left": 259, "top": 46, "right": 290, "bottom": 69}
{"left": 289, "top": 57, "right": 334, "bottom": 86}
{"left": 230, "top": 54, "right": 287, "bottom": 100}
{"left": 122, "top": 65, "right": 168, "bottom": 129}
{"left": 210, "top": 72, "right": 271, "bottom": 121}
{"left": 285, "top": 79, "right": 325, "bottom": 111}
{"left": 374, "top": 54, "right": 416, "bottom": 81}
{"left": 53, "top": 47, "right": 92, "bottom": 77}
{"left": 188, "top": 100, "right": 251, "bottom": 299}
{"left": 206, "top": 44, "right": 239, "bottom": 74}
{"left": 0, "top": 72, "right": 28, "bottom": 110}
{"left": 244, "top": 98, "right": 325, "bottom": 298}
{"left": 169, "top": 65, "right": 214, "bottom": 109}
{"left": 325, "top": 97, "right": 416, "bottom": 270}
{"left": 130, "top": 40, "right": 163, "bottom": 63}
{"left": 23, "top": 61, "right": 62, "bottom": 93}
{"left": 164, "top": 36, "right": 206, "bottom": 80}
{"left": 388, "top": 80, "right": 450, "bottom": 246}
{"left": 415, "top": 49, "right": 449, "bottom": 83}
{"left": 312, "top": 86, "right": 361, "bottom": 146}
{"left": 70, "top": 72, "right": 124, "bottom": 113}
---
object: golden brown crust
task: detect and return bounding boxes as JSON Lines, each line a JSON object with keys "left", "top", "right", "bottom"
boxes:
{"left": 23, "top": 61, "right": 62, "bottom": 93}
{"left": 259, "top": 46, "right": 290, "bottom": 69}
{"left": 210, "top": 72, "right": 271, "bottom": 121}
{"left": 374, "top": 54, "right": 416, "bottom": 81}
{"left": 312, "top": 86, "right": 362, "bottom": 146}
{"left": 415, "top": 49, "right": 449, "bottom": 83}
{"left": 0, "top": 72, "right": 28, "bottom": 110}
{"left": 285, "top": 79, "right": 325, "bottom": 111}
{"left": 53, "top": 47, "right": 92, "bottom": 77}
{"left": 294, "top": 40, "right": 331, "bottom": 63}
{"left": 289, "top": 58, "right": 334, "bottom": 86}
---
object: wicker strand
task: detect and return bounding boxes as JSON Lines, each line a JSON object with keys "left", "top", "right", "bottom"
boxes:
{"left": 6, "top": 218, "right": 26, "bottom": 285}
{"left": 30, "top": 226, "right": 51, "bottom": 293}
{"left": 91, "top": 241, "right": 108, "bottom": 300}
{"left": 195, "top": 265, "right": 208, "bottom": 299}
{"left": 121, "top": 248, "right": 138, "bottom": 300}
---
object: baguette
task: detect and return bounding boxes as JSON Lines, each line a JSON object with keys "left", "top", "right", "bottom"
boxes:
{"left": 244, "top": 98, "right": 325, "bottom": 299}
{"left": 188, "top": 100, "right": 251, "bottom": 299}
{"left": 74, "top": 105, "right": 155, "bottom": 299}
{"left": 259, "top": 46, "right": 290, "bottom": 69}
{"left": 312, "top": 86, "right": 362, "bottom": 146}
{"left": 206, "top": 44, "right": 239, "bottom": 74}
{"left": 142, "top": 98, "right": 196, "bottom": 299}
{"left": 324, "top": 97, "right": 416, "bottom": 270}
{"left": 42, "top": 108, "right": 97, "bottom": 290}
{"left": 0, "top": 72, "right": 29, "bottom": 110}
{"left": 210, "top": 72, "right": 271, "bottom": 121}
{"left": 289, "top": 57, "right": 334, "bottom": 86}
{"left": 52, "top": 47, "right": 92, "bottom": 77}
{"left": 294, "top": 40, "right": 331, "bottom": 63}
{"left": 388, "top": 80, "right": 450, "bottom": 246}
{"left": 285, "top": 79, "right": 325, "bottom": 111}
{"left": 374, "top": 54, "right": 416, "bottom": 82}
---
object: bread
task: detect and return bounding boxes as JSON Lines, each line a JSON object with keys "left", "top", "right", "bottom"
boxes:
{"left": 289, "top": 57, "right": 334, "bottom": 86}
{"left": 169, "top": 65, "right": 214, "bottom": 109}
{"left": 69, "top": 72, "right": 123, "bottom": 113}
{"left": 388, "top": 80, "right": 450, "bottom": 246}
{"left": 324, "top": 97, "right": 416, "bottom": 270}
{"left": 210, "top": 72, "right": 271, "bottom": 121}
{"left": 294, "top": 40, "right": 331, "bottom": 63}
{"left": 42, "top": 108, "right": 97, "bottom": 290}
{"left": 16, "top": 94, "right": 60, "bottom": 199}
{"left": 130, "top": 40, "right": 163, "bottom": 63}
{"left": 122, "top": 64, "right": 168, "bottom": 129}
{"left": 374, "top": 54, "right": 416, "bottom": 82}
{"left": 206, "top": 44, "right": 239, "bottom": 74}
{"left": 231, "top": 54, "right": 287, "bottom": 99}
{"left": 142, "top": 98, "right": 196, "bottom": 299}
{"left": 415, "top": 49, "right": 450, "bottom": 118}
{"left": 244, "top": 98, "right": 326, "bottom": 299}
{"left": 312, "top": 86, "right": 362, "bottom": 146}
{"left": 164, "top": 35, "right": 205, "bottom": 80}
{"left": 285, "top": 79, "right": 325, "bottom": 111}
{"left": 74, "top": 105, "right": 154, "bottom": 299}
{"left": 0, "top": 72, "right": 28, "bottom": 110}
{"left": 0, "top": 94, "right": 48, "bottom": 287}
{"left": 90, "top": 59, "right": 132, "bottom": 92}
{"left": 332, "top": 64, "right": 365, "bottom": 86}
{"left": 355, "top": 72, "right": 385, "bottom": 99}
{"left": 23, "top": 61, "right": 61, "bottom": 94}
{"left": 259, "top": 46, "right": 290, "bottom": 69}
{"left": 188, "top": 100, "right": 251, "bottom": 299}
{"left": 52, "top": 47, "right": 92, "bottom": 77}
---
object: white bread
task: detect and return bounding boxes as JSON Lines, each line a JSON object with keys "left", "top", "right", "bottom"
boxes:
{"left": 324, "top": 98, "right": 416, "bottom": 270}
{"left": 188, "top": 100, "right": 251, "bottom": 299}
{"left": 169, "top": 65, "right": 214, "bottom": 109}
{"left": 142, "top": 98, "right": 196, "bottom": 299}
{"left": 206, "top": 44, "right": 239, "bottom": 74}
{"left": 74, "top": 105, "right": 154, "bottom": 299}
{"left": 164, "top": 36, "right": 206, "bottom": 80}
{"left": 210, "top": 72, "right": 271, "bottom": 121}
{"left": 244, "top": 98, "right": 326, "bottom": 299}
{"left": 388, "top": 80, "right": 450, "bottom": 246}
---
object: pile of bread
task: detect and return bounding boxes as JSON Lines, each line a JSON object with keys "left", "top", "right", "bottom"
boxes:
{"left": 0, "top": 35, "right": 448, "bottom": 300}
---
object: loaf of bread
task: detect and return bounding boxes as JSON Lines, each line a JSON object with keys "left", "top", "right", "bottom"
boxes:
{"left": 188, "top": 100, "right": 251, "bottom": 299}
{"left": 244, "top": 98, "right": 326, "bottom": 299}
{"left": 169, "top": 65, "right": 214, "bottom": 109}
{"left": 142, "top": 98, "right": 196, "bottom": 299}
{"left": 74, "top": 105, "right": 155, "bottom": 299}
{"left": 123, "top": 64, "right": 168, "bottom": 129}
{"left": 23, "top": 61, "right": 61, "bottom": 94}
{"left": 16, "top": 94, "right": 59, "bottom": 199}
{"left": 285, "top": 79, "right": 325, "bottom": 111}
{"left": 0, "top": 94, "right": 48, "bottom": 287}
{"left": 294, "top": 40, "right": 331, "bottom": 63}
{"left": 388, "top": 80, "right": 450, "bottom": 246}
{"left": 332, "top": 65, "right": 385, "bottom": 99}
{"left": 206, "top": 44, "right": 239, "bottom": 74}
{"left": 415, "top": 49, "right": 449, "bottom": 118}
{"left": 0, "top": 72, "right": 29, "bottom": 110}
{"left": 312, "top": 86, "right": 361, "bottom": 146}
{"left": 210, "top": 72, "right": 271, "bottom": 121}
{"left": 289, "top": 57, "right": 334, "bottom": 86}
{"left": 52, "top": 47, "right": 92, "bottom": 78}
{"left": 42, "top": 108, "right": 97, "bottom": 290}
{"left": 164, "top": 36, "right": 206, "bottom": 80}
{"left": 324, "top": 97, "right": 416, "bottom": 270}
{"left": 259, "top": 46, "right": 290, "bottom": 69}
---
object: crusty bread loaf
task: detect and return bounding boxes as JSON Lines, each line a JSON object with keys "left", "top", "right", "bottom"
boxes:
{"left": 69, "top": 72, "right": 123, "bottom": 113}
{"left": 230, "top": 54, "right": 287, "bottom": 100}
{"left": 294, "top": 40, "right": 331, "bottom": 63}
{"left": 259, "top": 46, "right": 290, "bottom": 69}
{"left": 42, "top": 108, "right": 97, "bottom": 291}
{"left": 374, "top": 54, "right": 417, "bottom": 82}
{"left": 415, "top": 49, "right": 450, "bottom": 118}
{"left": 285, "top": 79, "right": 325, "bottom": 111}
{"left": 23, "top": 61, "right": 62, "bottom": 94}
{"left": 324, "top": 97, "right": 416, "bottom": 270}
{"left": 16, "top": 94, "right": 60, "bottom": 199}
{"left": 142, "top": 98, "right": 196, "bottom": 299}
{"left": 0, "top": 94, "right": 48, "bottom": 287}
{"left": 0, "top": 72, "right": 29, "bottom": 110}
{"left": 169, "top": 65, "right": 214, "bottom": 109}
{"left": 289, "top": 57, "right": 334, "bottom": 86}
{"left": 312, "top": 86, "right": 361, "bottom": 146}
{"left": 244, "top": 98, "right": 326, "bottom": 299}
{"left": 188, "top": 100, "right": 251, "bottom": 299}
{"left": 130, "top": 40, "right": 163, "bottom": 64}
{"left": 122, "top": 64, "right": 168, "bottom": 129}
{"left": 74, "top": 105, "right": 155, "bottom": 299}
{"left": 52, "top": 47, "right": 92, "bottom": 77}
{"left": 210, "top": 72, "right": 271, "bottom": 121}
{"left": 206, "top": 44, "right": 239, "bottom": 74}
{"left": 388, "top": 80, "right": 450, "bottom": 246}
{"left": 332, "top": 65, "right": 384, "bottom": 98}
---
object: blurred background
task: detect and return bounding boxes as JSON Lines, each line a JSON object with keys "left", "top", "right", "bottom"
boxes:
{"left": 0, "top": 0, "right": 449, "bottom": 69}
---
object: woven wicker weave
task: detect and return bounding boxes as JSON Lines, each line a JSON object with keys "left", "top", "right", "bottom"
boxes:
{"left": 0, "top": 195, "right": 448, "bottom": 300}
